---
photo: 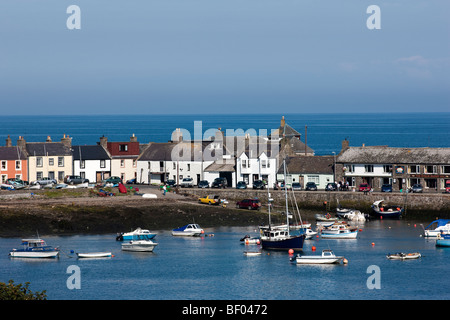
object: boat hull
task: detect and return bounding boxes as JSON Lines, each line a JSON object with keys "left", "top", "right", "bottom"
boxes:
{"left": 77, "top": 252, "right": 112, "bottom": 258}
{"left": 9, "top": 251, "right": 59, "bottom": 258}
{"left": 321, "top": 231, "right": 358, "bottom": 239}
{"left": 295, "top": 257, "right": 342, "bottom": 264}
{"left": 260, "top": 235, "right": 304, "bottom": 251}
{"left": 387, "top": 253, "right": 421, "bottom": 260}
{"left": 121, "top": 241, "right": 158, "bottom": 252}
{"left": 436, "top": 239, "right": 450, "bottom": 247}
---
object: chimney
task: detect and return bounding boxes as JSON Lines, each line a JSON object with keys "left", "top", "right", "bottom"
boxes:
{"left": 280, "top": 116, "right": 285, "bottom": 128}
{"left": 46, "top": 136, "right": 52, "bottom": 142}
{"left": 171, "top": 128, "right": 183, "bottom": 142}
{"left": 61, "top": 134, "right": 72, "bottom": 148}
{"left": 17, "top": 136, "right": 26, "bottom": 151}
{"left": 130, "top": 133, "right": 137, "bottom": 143}
{"left": 341, "top": 139, "right": 349, "bottom": 153}
{"left": 5, "top": 135, "right": 12, "bottom": 147}
{"left": 99, "top": 135, "right": 108, "bottom": 148}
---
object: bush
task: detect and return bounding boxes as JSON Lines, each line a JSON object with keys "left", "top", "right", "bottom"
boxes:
{"left": 0, "top": 280, "right": 47, "bottom": 300}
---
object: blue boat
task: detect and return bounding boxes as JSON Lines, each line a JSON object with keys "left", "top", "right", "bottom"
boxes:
{"left": 9, "top": 239, "right": 60, "bottom": 258}
{"left": 116, "top": 228, "right": 157, "bottom": 241}
{"left": 371, "top": 200, "right": 403, "bottom": 219}
{"left": 436, "top": 234, "right": 450, "bottom": 247}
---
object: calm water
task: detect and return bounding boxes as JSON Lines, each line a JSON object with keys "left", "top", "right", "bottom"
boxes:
{"left": 1, "top": 219, "right": 449, "bottom": 300}
{"left": 1, "top": 112, "right": 449, "bottom": 155}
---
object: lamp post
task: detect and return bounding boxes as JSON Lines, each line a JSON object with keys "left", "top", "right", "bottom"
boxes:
{"left": 332, "top": 151, "right": 336, "bottom": 183}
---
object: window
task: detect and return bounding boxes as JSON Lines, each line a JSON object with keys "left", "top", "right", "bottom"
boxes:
{"left": 80, "top": 160, "right": 85, "bottom": 169}
{"left": 120, "top": 160, "right": 125, "bottom": 168}
{"left": 383, "top": 165, "right": 392, "bottom": 173}
{"left": 1, "top": 161, "right": 6, "bottom": 170}
{"left": 173, "top": 162, "right": 176, "bottom": 170}
{"left": 36, "top": 171, "right": 43, "bottom": 180}
{"left": 441, "top": 166, "right": 450, "bottom": 174}
{"left": 425, "top": 165, "right": 437, "bottom": 174}
{"left": 1, "top": 175, "right": 6, "bottom": 183}
{"left": 58, "top": 157, "right": 64, "bottom": 167}
{"left": 133, "top": 159, "right": 137, "bottom": 167}
{"left": 48, "top": 171, "right": 55, "bottom": 180}
{"left": 344, "top": 165, "right": 354, "bottom": 173}
{"left": 36, "top": 157, "right": 43, "bottom": 167}
{"left": 58, "top": 171, "right": 64, "bottom": 181}
{"left": 15, "top": 161, "right": 21, "bottom": 170}
{"left": 409, "top": 165, "right": 420, "bottom": 174}
{"left": 187, "top": 164, "right": 190, "bottom": 171}
{"left": 242, "top": 159, "right": 247, "bottom": 168}
{"left": 119, "top": 144, "right": 128, "bottom": 152}
{"left": 308, "top": 175, "right": 319, "bottom": 183}
{"left": 49, "top": 158, "right": 54, "bottom": 166}
{"left": 365, "top": 165, "right": 374, "bottom": 173}
{"left": 261, "top": 160, "right": 267, "bottom": 169}
{"left": 80, "top": 172, "right": 85, "bottom": 179}
{"left": 100, "top": 160, "right": 105, "bottom": 168}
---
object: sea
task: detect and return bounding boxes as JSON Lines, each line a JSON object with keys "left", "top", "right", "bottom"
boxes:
{"left": 1, "top": 112, "right": 449, "bottom": 155}
{"left": 0, "top": 112, "right": 449, "bottom": 305}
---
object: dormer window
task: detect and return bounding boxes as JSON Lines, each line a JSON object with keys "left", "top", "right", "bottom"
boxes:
{"left": 119, "top": 144, "right": 128, "bottom": 152}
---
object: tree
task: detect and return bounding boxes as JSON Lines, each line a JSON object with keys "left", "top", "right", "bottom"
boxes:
{"left": 0, "top": 280, "right": 47, "bottom": 300}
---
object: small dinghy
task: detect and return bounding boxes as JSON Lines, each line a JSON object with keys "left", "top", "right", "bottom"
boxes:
{"left": 386, "top": 252, "right": 421, "bottom": 260}
{"left": 76, "top": 252, "right": 112, "bottom": 259}
{"left": 243, "top": 251, "right": 262, "bottom": 256}
{"left": 291, "top": 249, "right": 345, "bottom": 264}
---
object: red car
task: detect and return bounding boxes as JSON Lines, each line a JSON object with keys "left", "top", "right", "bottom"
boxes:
{"left": 359, "top": 183, "right": 371, "bottom": 192}
{"left": 236, "top": 199, "right": 261, "bottom": 210}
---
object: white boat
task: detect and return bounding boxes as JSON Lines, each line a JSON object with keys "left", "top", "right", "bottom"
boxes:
{"left": 386, "top": 252, "right": 421, "bottom": 260}
{"left": 121, "top": 240, "right": 158, "bottom": 252}
{"left": 117, "top": 227, "right": 157, "bottom": 241}
{"left": 172, "top": 223, "right": 204, "bottom": 236}
{"left": 9, "top": 239, "right": 59, "bottom": 258}
{"left": 321, "top": 224, "right": 358, "bottom": 239}
{"left": 303, "top": 228, "right": 318, "bottom": 240}
{"left": 240, "top": 235, "right": 261, "bottom": 245}
{"left": 422, "top": 219, "right": 450, "bottom": 237}
{"left": 244, "top": 251, "right": 262, "bottom": 256}
{"left": 292, "top": 249, "right": 344, "bottom": 264}
{"left": 77, "top": 252, "right": 112, "bottom": 258}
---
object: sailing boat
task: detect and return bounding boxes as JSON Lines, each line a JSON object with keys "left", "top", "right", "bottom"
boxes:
{"left": 259, "top": 160, "right": 305, "bottom": 251}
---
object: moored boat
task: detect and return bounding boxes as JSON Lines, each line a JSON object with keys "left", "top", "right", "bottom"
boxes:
{"left": 386, "top": 252, "right": 421, "bottom": 260}
{"left": 116, "top": 227, "right": 157, "bottom": 241}
{"left": 436, "top": 234, "right": 450, "bottom": 247}
{"left": 172, "top": 223, "right": 204, "bottom": 236}
{"left": 77, "top": 252, "right": 112, "bottom": 258}
{"left": 371, "top": 200, "right": 403, "bottom": 219}
{"left": 422, "top": 219, "right": 450, "bottom": 238}
{"left": 321, "top": 223, "right": 358, "bottom": 239}
{"left": 291, "top": 249, "right": 344, "bottom": 264}
{"left": 9, "top": 239, "right": 59, "bottom": 258}
{"left": 121, "top": 240, "right": 158, "bottom": 252}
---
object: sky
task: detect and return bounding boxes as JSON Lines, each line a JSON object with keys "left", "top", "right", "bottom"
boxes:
{"left": 0, "top": 0, "right": 449, "bottom": 115}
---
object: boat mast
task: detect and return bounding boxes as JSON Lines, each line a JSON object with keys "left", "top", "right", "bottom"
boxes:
{"left": 283, "top": 159, "right": 289, "bottom": 234}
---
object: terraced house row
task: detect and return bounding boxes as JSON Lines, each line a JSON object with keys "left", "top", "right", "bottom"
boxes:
{"left": 1, "top": 117, "right": 449, "bottom": 192}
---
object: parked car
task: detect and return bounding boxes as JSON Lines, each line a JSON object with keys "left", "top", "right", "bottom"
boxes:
{"left": 236, "top": 181, "right": 247, "bottom": 189}
{"left": 325, "top": 182, "right": 337, "bottom": 191}
{"left": 305, "top": 182, "right": 317, "bottom": 191}
{"left": 7, "top": 178, "right": 28, "bottom": 185}
{"left": 236, "top": 198, "right": 261, "bottom": 210}
{"left": 103, "top": 176, "right": 122, "bottom": 185}
{"left": 64, "top": 175, "right": 89, "bottom": 185}
{"left": 381, "top": 184, "right": 393, "bottom": 192}
{"left": 33, "top": 177, "right": 57, "bottom": 185}
{"left": 198, "top": 194, "right": 220, "bottom": 205}
{"left": 180, "top": 177, "right": 194, "bottom": 188}
{"left": 211, "top": 177, "right": 228, "bottom": 188}
{"left": 292, "top": 182, "right": 302, "bottom": 191}
{"left": 411, "top": 184, "right": 423, "bottom": 193}
{"left": 198, "top": 180, "right": 210, "bottom": 188}
{"left": 166, "top": 179, "right": 176, "bottom": 187}
{"left": 252, "top": 180, "right": 265, "bottom": 189}
{"left": 359, "top": 183, "right": 371, "bottom": 192}
{"left": 126, "top": 178, "right": 137, "bottom": 184}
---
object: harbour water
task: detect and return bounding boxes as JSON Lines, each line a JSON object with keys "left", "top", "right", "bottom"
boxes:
{"left": 1, "top": 112, "right": 449, "bottom": 155}
{"left": 1, "top": 219, "right": 449, "bottom": 300}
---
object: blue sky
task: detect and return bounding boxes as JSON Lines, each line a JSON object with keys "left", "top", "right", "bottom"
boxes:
{"left": 0, "top": 0, "right": 448, "bottom": 115}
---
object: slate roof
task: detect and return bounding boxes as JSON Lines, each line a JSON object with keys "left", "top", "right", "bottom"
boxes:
{"left": 0, "top": 146, "right": 27, "bottom": 160}
{"left": 26, "top": 142, "right": 72, "bottom": 157}
{"left": 278, "top": 156, "right": 334, "bottom": 174}
{"left": 139, "top": 141, "right": 220, "bottom": 162}
{"left": 337, "top": 146, "right": 450, "bottom": 165}
{"left": 72, "top": 145, "right": 110, "bottom": 160}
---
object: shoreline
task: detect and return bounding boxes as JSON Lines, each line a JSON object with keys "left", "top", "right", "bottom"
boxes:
{"left": 0, "top": 187, "right": 448, "bottom": 237}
